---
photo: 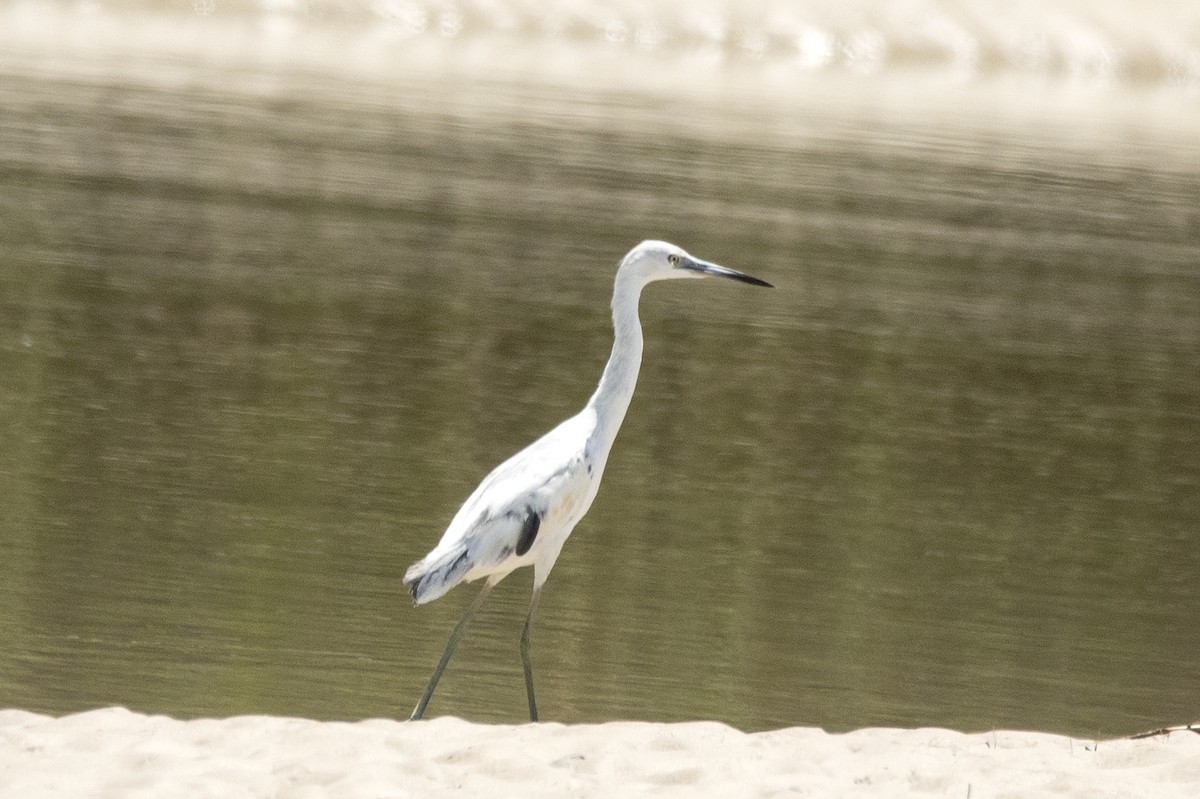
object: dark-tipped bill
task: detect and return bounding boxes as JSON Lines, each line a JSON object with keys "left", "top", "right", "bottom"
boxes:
{"left": 683, "top": 257, "right": 773, "bottom": 287}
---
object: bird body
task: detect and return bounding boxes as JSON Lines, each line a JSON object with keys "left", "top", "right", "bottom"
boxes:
{"left": 404, "top": 240, "right": 772, "bottom": 722}
{"left": 404, "top": 407, "right": 598, "bottom": 605}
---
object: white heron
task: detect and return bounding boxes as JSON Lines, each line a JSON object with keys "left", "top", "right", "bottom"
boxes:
{"left": 404, "top": 240, "right": 772, "bottom": 721}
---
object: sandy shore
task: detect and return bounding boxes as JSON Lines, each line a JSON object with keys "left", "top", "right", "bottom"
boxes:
{"left": 1, "top": 708, "right": 1197, "bottom": 798}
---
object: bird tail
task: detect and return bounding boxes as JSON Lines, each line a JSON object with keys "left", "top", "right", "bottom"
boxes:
{"left": 403, "top": 545, "right": 472, "bottom": 606}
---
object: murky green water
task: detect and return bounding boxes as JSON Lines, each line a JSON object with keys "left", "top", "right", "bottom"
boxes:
{"left": 1, "top": 8, "right": 1199, "bottom": 736}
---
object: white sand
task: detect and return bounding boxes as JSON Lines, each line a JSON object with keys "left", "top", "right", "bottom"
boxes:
{"left": 1, "top": 708, "right": 1197, "bottom": 798}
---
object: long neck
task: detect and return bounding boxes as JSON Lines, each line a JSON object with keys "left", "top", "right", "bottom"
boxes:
{"left": 585, "top": 268, "right": 645, "bottom": 456}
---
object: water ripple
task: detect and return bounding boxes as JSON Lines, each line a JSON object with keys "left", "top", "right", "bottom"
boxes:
{"left": 1, "top": 0, "right": 1198, "bottom": 88}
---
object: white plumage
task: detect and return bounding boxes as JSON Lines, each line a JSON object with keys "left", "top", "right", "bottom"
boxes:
{"left": 404, "top": 240, "right": 772, "bottom": 722}
{"left": 405, "top": 410, "right": 596, "bottom": 604}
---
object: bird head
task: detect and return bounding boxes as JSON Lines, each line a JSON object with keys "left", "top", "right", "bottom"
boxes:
{"left": 620, "top": 240, "right": 773, "bottom": 288}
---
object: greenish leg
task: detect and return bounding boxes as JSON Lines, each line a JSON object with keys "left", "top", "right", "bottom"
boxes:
{"left": 409, "top": 581, "right": 494, "bottom": 721}
{"left": 520, "top": 585, "right": 543, "bottom": 723}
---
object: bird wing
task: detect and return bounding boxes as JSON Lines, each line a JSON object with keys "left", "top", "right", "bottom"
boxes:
{"left": 405, "top": 410, "right": 597, "bottom": 603}
{"left": 443, "top": 411, "right": 594, "bottom": 553}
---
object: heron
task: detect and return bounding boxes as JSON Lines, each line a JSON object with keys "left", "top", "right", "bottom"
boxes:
{"left": 404, "top": 239, "right": 772, "bottom": 722}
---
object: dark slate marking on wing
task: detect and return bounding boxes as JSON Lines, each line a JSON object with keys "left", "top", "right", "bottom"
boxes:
{"left": 407, "top": 546, "right": 472, "bottom": 604}
{"left": 515, "top": 507, "right": 540, "bottom": 557}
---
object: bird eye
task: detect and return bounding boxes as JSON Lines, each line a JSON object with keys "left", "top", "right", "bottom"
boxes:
{"left": 668, "top": 254, "right": 680, "bottom": 266}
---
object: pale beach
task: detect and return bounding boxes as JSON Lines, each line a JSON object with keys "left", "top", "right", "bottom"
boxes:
{"left": 2, "top": 708, "right": 1198, "bottom": 798}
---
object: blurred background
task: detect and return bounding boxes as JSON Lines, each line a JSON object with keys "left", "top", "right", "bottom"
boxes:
{"left": 0, "top": 0, "right": 1197, "bottom": 736}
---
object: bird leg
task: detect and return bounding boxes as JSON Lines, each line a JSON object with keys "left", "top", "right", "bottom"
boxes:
{"left": 409, "top": 580, "right": 494, "bottom": 721}
{"left": 520, "top": 585, "right": 542, "bottom": 722}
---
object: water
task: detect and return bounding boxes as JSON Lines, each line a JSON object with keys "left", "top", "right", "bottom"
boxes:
{"left": 0, "top": 0, "right": 1198, "bottom": 736}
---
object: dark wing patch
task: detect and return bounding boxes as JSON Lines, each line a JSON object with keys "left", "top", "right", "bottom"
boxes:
{"left": 515, "top": 507, "right": 540, "bottom": 556}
